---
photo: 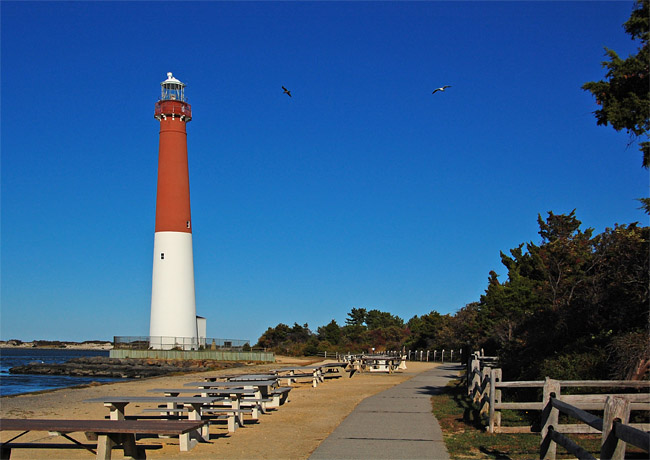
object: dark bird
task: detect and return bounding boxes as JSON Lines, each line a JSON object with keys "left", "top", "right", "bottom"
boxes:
{"left": 432, "top": 85, "right": 451, "bottom": 94}
{"left": 282, "top": 86, "right": 292, "bottom": 97}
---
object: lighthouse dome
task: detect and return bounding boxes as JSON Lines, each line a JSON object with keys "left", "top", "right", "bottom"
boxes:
{"left": 162, "top": 72, "right": 184, "bottom": 87}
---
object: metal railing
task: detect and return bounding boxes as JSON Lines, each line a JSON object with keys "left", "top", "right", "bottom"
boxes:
{"left": 114, "top": 336, "right": 249, "bottom": 351}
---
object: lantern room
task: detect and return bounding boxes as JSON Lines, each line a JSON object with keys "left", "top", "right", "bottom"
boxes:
{"left": 160, "top": 72, "right": 186, "bottom": 102}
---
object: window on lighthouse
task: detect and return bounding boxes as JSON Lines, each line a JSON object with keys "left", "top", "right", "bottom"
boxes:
{"left": 160, "top": 253, "right": 165, "bottom": 260}
{"left": 186, "top": 221, "right": 191, "bottom": 229}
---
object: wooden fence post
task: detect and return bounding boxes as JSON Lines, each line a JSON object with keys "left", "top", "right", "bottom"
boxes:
{"left": 471, "top": 358, "right": 481, "bottom": 398}
{"left": 488, "top": 368, "right": 502, "bottom": 433}
{"left": 494, "top": 368, "right": 502, "bottom": 432}
{"left": 480, "top": 368, "right": 490, "bottom": 414}
{"left": 540, "top": 378, "right": 560, "bottom": 460}
{"left": 600, "top": 396, "right": 631, "bottom": 460}
{"left": 468, "top": 354, "right": 479, "bottom": 396}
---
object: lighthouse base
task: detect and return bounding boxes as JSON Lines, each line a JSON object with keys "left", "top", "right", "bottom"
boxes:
{"left": 150, "top": 231, "right": 198, "bottom": 349}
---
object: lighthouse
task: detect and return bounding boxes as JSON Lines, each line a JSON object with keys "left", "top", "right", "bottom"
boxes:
{"left": 149, "top": 72, "right": 198, "bottom": 350}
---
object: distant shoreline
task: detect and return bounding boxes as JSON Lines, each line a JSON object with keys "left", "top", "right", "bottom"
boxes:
{"left": 0, "top": 341, "right": 112, "bottom": 351}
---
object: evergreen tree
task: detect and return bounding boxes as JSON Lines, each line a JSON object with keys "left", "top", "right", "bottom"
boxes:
{"left": 582, "top": 0, "right": 649, "bottom": 169}
{"left": 345, "top": 308, "right": 368, "bottom": 326}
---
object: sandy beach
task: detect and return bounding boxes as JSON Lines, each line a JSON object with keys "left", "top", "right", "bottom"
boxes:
{"left": 0, "top": 358, "right": 441, "bottom": 459}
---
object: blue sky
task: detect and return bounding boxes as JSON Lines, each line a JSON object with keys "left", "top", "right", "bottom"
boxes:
{"left": 1, "top": 1, "right": 647, "bottom": 343}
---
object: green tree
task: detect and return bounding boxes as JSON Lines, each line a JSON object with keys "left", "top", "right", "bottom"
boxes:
{"left": 254, "top": 323, "right": 315, "bottom": 355}
{"left": 406, "top": 311, "right": 445, "bottom": 349}
{"left": 588, "top": 224, "right": 649, "bottom": 336}
{"left": 536, "top": 210, "right": 596, "bottom": 310}
{"left": 345, "top": 308, "right": 367, "bottom": 327}
{"left": 365, "top": 309, "right": 404, "bottom": 330}
{"left": 341, "top": 323, "right": 366, "bottom": 346}
{"left": 317, "top": 320, "right": 342, "bottom": 345}
{"left": 447, "top": 302, "right": 483, "bottom": 359}
{"left": 582, "top": 0, "right": 649, "bottom": 168}
{"left": 288, "top": 323, "right": 312, "bottom": 343}
{"left": 255, "top": 323, "right": 291, "bottom": 349}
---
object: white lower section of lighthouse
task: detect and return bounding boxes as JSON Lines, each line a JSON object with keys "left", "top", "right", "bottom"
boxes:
{"left": 149, "top": 231, "right": 198, "bottom": 349}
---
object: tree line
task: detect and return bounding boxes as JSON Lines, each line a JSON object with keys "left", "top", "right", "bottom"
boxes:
{"left": 256, "top": 210, "right": 649, "bottom": 381}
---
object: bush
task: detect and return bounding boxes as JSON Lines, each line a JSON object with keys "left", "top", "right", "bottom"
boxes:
{"left": 537, "top": 350, "right": 609, "bottom": 380}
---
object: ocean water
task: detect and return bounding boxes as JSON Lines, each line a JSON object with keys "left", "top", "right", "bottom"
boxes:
{"left": 0, "top": 348, "right": 120, "bottom": 396}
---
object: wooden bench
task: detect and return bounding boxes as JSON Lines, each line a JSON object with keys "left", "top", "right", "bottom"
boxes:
{"left": 0, "top": 418, "right": 206, "bottom": 459}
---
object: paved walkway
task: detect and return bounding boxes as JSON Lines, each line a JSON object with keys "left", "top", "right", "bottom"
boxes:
{"left": 309, "top": 363, "right": 463, "bottom": 460}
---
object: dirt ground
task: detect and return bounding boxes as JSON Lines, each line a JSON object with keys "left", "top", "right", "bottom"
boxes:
{"left": 0, "top": 358, "right": 440, "bottom": 459}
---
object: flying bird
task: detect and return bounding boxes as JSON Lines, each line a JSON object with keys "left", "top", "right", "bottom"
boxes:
{"left": 432, "top": 85, "right": 451, "bottom": 94}
{"left": 282, "top": 86, "right": 292, "bottom": 97}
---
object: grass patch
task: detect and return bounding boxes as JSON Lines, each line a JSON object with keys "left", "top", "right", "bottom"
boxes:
{"left": 430, "top": 379, "right": 607, "bottom": 459}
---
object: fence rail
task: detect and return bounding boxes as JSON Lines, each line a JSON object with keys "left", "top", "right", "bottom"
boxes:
{"left": 466, "top": 352, "right": 650, "bottom": 459}
{"left": 542, "top": 390, "right": 650, "bottom": 460}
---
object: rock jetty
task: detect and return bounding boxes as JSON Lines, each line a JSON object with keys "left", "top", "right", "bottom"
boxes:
{"left": 9, "top": 356, "right": 245, "bottom": 379}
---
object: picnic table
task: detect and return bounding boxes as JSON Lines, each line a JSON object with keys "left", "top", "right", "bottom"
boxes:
{"left": 318, "top": 362, "right": 351, "bottom": 379}
{"left": 185, "top": 380, "right": 282, "bottom": 412}
{"left": 145, "top": 387, "right": 260, "bottom": 432}
{"left": 272, "top": 366, "right": 324, "bottom": 387}
{"left": 0, "top": 418, "right": 206, "bottom": 458}
{"left": 362, "top": 355, "right": 403, "bottom": 373}
{"left": 84, "top": 395, "right": 221, "bottom": 441}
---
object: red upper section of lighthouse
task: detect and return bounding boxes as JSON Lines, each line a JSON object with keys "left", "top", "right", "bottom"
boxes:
{"left": 154, "top": 100, "right": 192, "bottom": 121}
{"left": 154, "top": 73, "right": 193, "bottom": 234}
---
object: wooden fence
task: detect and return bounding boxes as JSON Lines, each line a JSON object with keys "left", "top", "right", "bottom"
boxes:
{"left": 333, "top": 349, "right": 464, "bottom": 362}
{"left": 467, "top": 353, "right": 650, "bottom": 459}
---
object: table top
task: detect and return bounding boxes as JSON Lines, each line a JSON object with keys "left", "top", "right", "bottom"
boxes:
{"left": 152, "top": 387, "right": 257, "bottom": 395}
{"left": 225, "top": 374, "right": 279, "bottom": 380}
{"left": 206, "top": 373, "right": 278, "bottom": 381}
{"left": 84, "top": 396, "right": 223, "bottom": 404}
{"left": 147, "top": 388, "right": 218, "bottom": 394}
{"left": 0, "top": 418, "right": 206, "bottom": 434}
{"left": 185, "top": 380, "right": 278, "bottom": 388}
{"left": 273, "top": 366, "right": 320, "bottom": 372}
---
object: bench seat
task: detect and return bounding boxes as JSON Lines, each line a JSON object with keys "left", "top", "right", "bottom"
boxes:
{"left": 270, "top": 386, "right": 292, "bottom": 406}
{"left": 201, "top": 406, "right": 256, "bottom": 431}
{"left": 0, "top": 418, "right": 206, "bottom": 459}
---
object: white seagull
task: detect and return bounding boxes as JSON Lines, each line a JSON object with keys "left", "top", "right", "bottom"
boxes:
{"left": 282, "top": 86, "right": 292, "bottom": 97}
{"left": 432, "top": 85, "right": 451, "bottom": 94}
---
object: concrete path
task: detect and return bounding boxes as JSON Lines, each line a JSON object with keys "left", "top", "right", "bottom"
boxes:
{"left": 309, "top": 363, "right": 463, "bottom": 460}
